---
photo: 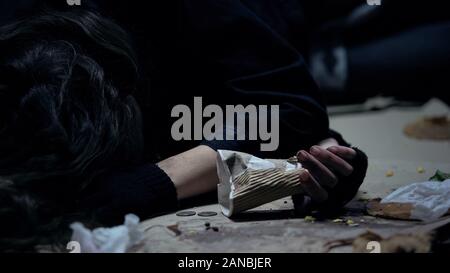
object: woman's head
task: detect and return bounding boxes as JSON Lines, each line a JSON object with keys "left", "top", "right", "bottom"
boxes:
{"left": 0, "top": 10, "right": 144, "bottom": 251}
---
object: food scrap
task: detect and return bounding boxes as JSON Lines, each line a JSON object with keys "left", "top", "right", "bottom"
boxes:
{"left": 331, "top": 218, "right": 359, "bottom": 227}
{"left": 167, "top": 224, "right": 182, "bottom": 236}
{"left": 345, "top": 219, "right": 359, "bottom": 227}
{"left": 304, "top": 216, "right": 316, "bottom": 223}
{"left": 205, "top": 222, "right": 220, "bottom": 232}
{"left": 429, "top": 169, "right": 450, "bottom": 182}
{"left": 385, "top": 170, "right": 394, "bottom": 177}
{"left": 417, "top": 166, "right": 425, "bottom": 174}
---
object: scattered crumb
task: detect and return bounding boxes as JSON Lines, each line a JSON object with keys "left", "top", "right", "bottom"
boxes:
{"left": 304, "top": 216, "right": 316, "bottom": 223}
{"left": 167, "top": 224, "right": 182, "bottom": 236}
{"left": 345, "top": 219, "right": 359, "bottom": 227}
{"left": 417, "top": 166, "right": 425, "bottom": 174}
{"left": 386, "top": 170, "right": 394, "bottom": 177}
{"left": 332, "top": 219, "right": 344, "bottom": 223}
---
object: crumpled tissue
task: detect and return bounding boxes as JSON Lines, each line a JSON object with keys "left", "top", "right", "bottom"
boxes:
{"left": 381, "top": 179, "right": 450, "bottom": 221}
{"left": 70, "top": 214, "right": 144, "bottom": 253}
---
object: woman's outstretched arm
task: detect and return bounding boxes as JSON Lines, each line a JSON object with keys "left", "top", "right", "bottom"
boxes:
{"left": 157, "top": 145, "right": 219, "bottom": 200}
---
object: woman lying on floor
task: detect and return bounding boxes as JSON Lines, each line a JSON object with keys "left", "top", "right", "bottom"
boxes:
{"left": 0, "top": 2, "right": 367, "bottom": 252}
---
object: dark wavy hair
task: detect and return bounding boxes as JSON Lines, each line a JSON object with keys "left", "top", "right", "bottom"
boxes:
{"left": 0, "top": 10, "right": 144, "bottom": 252}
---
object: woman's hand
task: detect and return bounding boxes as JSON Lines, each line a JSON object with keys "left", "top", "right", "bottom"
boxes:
{"left": 296, "top": 140, "right": 357, "bottom": 204}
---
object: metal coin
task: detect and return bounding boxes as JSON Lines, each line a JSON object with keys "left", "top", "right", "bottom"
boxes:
{"left": 198, "top": 211, "right": 218, "bottom": 217}
{"left": 176, "top": 211, "right": 196, "bottom": 217}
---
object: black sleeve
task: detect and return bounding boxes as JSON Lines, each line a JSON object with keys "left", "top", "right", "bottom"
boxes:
{"left": 78, "top": 164, "right": 178, "bottom": 225}
{"left": 180, "top": 0, "right": 330, "bottom": 158}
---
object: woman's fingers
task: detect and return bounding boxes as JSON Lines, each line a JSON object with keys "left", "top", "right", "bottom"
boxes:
{"left": 299, "top": 170, "right": 328, "bottom": 203}
{"left": 295, "top": 144, "right": 358, "bottom": 204}
{"left": 327, "top": 146, "right": 357, "bottom": 161}
{"left": 309, "top": 146, "right": 354, "bottom": 176}
{"left": 297, "top": 150, "right": 338, "bottom": 188}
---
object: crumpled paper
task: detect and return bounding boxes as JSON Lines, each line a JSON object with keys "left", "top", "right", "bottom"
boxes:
{"left": 70, "top": 214, "right": 144, "bottom": 253}
{"left": 217, "top": 150, "right": 304, "bottom": 217}
{"left": 381, "top": 179, "right": 450, "bottom": 221}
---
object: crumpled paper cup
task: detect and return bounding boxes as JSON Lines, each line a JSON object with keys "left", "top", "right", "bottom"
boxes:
{"left": 217, "top": 150, "right": 305, "bottom": 217}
